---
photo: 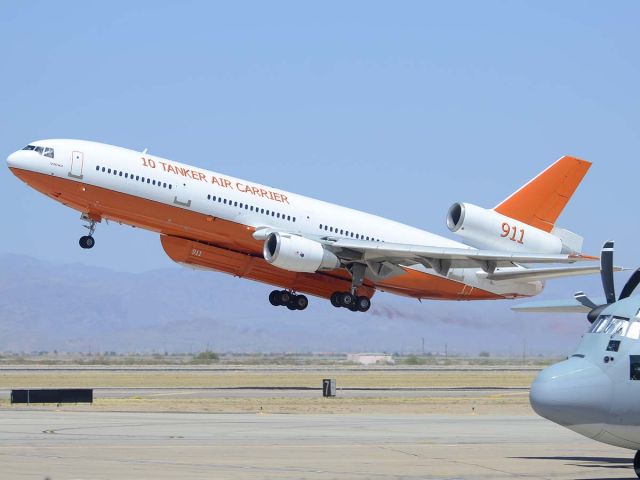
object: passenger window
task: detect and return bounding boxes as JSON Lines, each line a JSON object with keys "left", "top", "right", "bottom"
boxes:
{"left": 124, "top": 173, "right": 128, "bottom": 178}
{"left": 234, "top": 201, "right": 238, "bottom": 207}
{"left": 223, "top": 199, "right": 227, "bottom": 204}
{"left": 169, "top": 185, "right": 172, "bottom": 189}
{"left": 96, "top": 166, "right": 100, "bottom": 171}
{"left": 102, "top": 167, "right": 106, "bottom": 172}
{"left": 631, "top": 356, "right": 640, "bottom": 380}
{"left": 207, "top": 195, "right": 211, "bottom": 200}
{"left": 120, "top": 172, "right": 123, "bottom": 177}
{"left": 147, "top": 178, "right": 150, "bottom": 183}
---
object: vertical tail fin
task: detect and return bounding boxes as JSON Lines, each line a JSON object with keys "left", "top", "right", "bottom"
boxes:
{"left": 494, "top": 155, "right": 591, "bottom": 232}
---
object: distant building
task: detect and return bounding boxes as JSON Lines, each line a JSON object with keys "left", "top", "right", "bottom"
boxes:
{"left": 347, "top": 353, "right": 395, "bottom": 365}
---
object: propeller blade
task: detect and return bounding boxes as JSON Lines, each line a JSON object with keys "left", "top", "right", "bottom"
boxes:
{"left": 574, "top": 291, "right": 598, "bottom": 309}
{"left": 601, "top": 240, "right": 616, "bottom": 304}
{"left": 619, "top": 268, "right": 640, "bottom": 300}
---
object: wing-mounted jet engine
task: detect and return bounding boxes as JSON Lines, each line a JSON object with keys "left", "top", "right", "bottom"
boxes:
{"left": 514, "top": 241, "right": 640, "bottom": 478}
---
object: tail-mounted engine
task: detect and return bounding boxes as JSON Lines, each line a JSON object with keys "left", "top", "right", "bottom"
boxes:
{"left": 263, "top": 232, "right": 341, "bottom": 273}
{"left": 447, "top": 202, "right": 582, "bottom": 254}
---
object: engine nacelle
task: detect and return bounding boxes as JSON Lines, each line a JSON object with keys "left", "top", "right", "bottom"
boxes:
{"left": 446, "top": 202, "right": 577, "bottom": 254}
{"left": 263, "top": 232, "right": 340, "bottom": 273}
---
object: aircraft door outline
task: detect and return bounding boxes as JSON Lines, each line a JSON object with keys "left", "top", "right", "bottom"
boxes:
{"left": 173, "top": 181, "right": 192, "bottom": 208}
{"left": 69, "top": 151, "right": 84, "bottom": 179}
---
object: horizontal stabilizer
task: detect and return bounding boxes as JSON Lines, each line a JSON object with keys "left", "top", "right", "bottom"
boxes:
{"left": 511, "top": 297, "right": 606, "bottom": 313}
{"left": 485, "top": 265, "right": 623, "bottom": 282}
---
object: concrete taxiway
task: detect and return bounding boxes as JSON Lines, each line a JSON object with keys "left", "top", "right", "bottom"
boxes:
{"left": 0, "top": 410, "right": 632, "bottom": 479}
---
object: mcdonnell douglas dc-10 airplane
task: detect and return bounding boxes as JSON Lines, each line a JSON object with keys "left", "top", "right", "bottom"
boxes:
{"left": 7, "top": 140, "right": 598, "bottom": 312}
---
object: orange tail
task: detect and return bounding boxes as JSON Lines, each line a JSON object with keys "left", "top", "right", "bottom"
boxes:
{"left": 494, "top": 155, "right": 591, "bottom": 232}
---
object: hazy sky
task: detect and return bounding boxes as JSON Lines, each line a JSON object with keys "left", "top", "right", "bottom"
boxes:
{"left": 1, "top": 2, "right": 639, "bottom": 333}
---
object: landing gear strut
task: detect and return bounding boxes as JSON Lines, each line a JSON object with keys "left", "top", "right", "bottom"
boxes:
{"left": 330, "top": 263, "right": 371, "bottom": 313}
{"left": 79, "top": 213, "right": 98, "bottom": 249}
{"left": 269, "top": 290, "right": 308, "bottom": 311}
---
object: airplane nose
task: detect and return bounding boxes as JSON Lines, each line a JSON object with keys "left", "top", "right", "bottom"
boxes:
{"left": 530, "top": 357, "right": 612, "bottom": 438}
{"left": 6, "top": 150, "right": 19, "bottom": 167}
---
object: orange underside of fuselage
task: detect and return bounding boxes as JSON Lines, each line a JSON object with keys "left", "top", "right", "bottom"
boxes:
{"left": 11, "top": 167, "right": 503, "bottom": 301}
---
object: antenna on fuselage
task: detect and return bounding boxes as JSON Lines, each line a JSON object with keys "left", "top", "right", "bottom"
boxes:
{"left": 142, "top": 148, "right": 148, "bottom": 154}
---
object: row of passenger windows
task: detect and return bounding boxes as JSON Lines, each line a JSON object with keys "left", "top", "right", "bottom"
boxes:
{"left": 206, "top": 194, "right": 296, "bottom": 222}
{"left": 319, "top": 223, "right": 382, "bottom": 242}
{"left": 95, "top": 165, "right": 173, "bottom": 190}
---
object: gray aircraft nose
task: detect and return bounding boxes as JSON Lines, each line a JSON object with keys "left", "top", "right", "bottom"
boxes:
{"left": 530, "top": 357, "right": 612, "bottom": 437}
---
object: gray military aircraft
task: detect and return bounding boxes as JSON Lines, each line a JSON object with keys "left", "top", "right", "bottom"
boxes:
{"left": 514, "top": 241, "right": 640, "bottom": 477}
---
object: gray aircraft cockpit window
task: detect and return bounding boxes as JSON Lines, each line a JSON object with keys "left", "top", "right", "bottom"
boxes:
{"left": 21, "top": 144, "right": 54, "bottom": 158}
{"left": 589, "top": 315, "right": 630, "bottom": 336}
{"left": 630, "top": 355, "right": 640, "bottom": 380}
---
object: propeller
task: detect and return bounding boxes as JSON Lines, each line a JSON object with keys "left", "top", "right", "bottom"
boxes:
{"left": 574, "top": 241, "right": 638, "bottom": 323}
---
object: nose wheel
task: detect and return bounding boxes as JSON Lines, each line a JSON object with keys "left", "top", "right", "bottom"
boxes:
{"left": 78, "top": 213, "right": 98, "bottom": 249}
{"left": 269, "top": 290, "right": 308, "bottom": 311}
{"left": 634, "top": 451, "right": 640, "bottom": 478}
{"left": 79, "top": 235, "right": 95, "bottom": 249}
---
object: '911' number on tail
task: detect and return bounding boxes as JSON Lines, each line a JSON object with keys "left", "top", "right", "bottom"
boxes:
{"left": 501, "top": 222, "right": 525, "bottom": 244}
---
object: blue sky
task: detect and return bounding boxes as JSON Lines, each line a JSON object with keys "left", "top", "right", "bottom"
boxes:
{"left": 1, "top": 1, "right": 639, "bottom": 307}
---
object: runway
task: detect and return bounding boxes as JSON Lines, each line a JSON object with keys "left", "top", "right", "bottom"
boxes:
{"left": 0, "top": 410, "right": 632, "bottom": 479}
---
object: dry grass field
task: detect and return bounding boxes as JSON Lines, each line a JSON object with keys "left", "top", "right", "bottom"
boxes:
{"left": 0, "top": 366, "right": 537, "bottom": 415}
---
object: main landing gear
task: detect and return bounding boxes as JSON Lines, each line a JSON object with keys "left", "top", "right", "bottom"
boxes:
{"left": 269, "top": 290, "right": 309, "bottom": 311}
{"left": 79, "top": 213, "right": 97, "bottom": 249}
{"left": 330, "top": 263, "right": 371, "bottom": 313}
{"left": 330, "top": 292, "right": 371, "bottom": 312}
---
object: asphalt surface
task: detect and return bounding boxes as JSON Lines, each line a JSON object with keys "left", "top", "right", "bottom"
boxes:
{"left": 0, "top": 410, "right": 633, "bottom": 479}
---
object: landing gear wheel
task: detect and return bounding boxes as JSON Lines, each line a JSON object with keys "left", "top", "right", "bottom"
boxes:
{"left": 356, "top": 296, "right": 371, "bottom": 312}
{"left": 279, "top": 290, "right": 292, "bottom": 305}
{"left": 340, "top": 292, "right": 355, "bottom": 308}
{"left": 79, "top": 235, "right": 95, "bottom": 249}
{"left": 269, "top": 290, "right": 281, "bottom": 306}
{"left": 634, "top": 450, "right": 640, "bottom": 478}
{"left": 294, "top": 295, "right": 309, "bottom": 311}
{"left": 330, "top": 292, "right": 342, "bottom": 308}
{"left": 286, "top": 301, "right": 297, "bottom": 310}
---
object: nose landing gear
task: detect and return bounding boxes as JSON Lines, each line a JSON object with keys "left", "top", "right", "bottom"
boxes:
{"left": 78, "top": 213, "right": 98, "bottom": 249}
{"left": 634, "top": 451, "right": 640, "bottom": 478}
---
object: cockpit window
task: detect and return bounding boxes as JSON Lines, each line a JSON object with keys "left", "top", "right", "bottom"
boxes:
{"left": 21, "top": 144, "right": 54, "bottom": 158}
{"left": 589, "top": 315, "right": 630, "bottom": 335}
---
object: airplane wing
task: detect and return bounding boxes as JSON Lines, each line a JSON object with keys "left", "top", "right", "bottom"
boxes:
{"left": 511, "top": 298, "right": 606, "bottom": 313}
{"left": 482, "top": 265, "right": 623, "bottom": 282}
{"left": 253, "top": 228, "right": 596, "bottom": 278}
{"left": 316, "top": 237, "right": 594, "bottom": 277}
